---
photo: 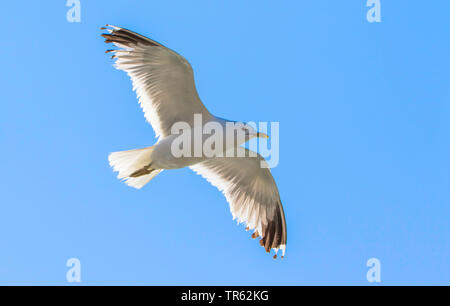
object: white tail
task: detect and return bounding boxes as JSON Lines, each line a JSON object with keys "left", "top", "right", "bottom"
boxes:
{"left": 108, "top": 146, "right": 163, "bottom": 189}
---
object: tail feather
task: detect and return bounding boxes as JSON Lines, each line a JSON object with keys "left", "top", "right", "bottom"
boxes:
{"left": 108, "top": 146, "right": 163, "bottom": 189}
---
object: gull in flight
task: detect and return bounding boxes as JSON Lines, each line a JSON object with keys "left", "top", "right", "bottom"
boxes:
{"left": 101, "top": 25, "right": 287, "bottom": 258}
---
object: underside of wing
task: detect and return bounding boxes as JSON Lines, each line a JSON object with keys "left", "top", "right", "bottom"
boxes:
{"left": 101, "top": 25, "right": 211, "bottom": 138}
{"left": 190, "top": 148, "right": 287, "bottom": 258}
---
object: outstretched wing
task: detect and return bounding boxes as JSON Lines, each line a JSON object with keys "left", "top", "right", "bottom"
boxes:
{"left": 190, "top": 147, "right": 287, "bottom": 258}
{"left": 101, "top": 25, "right": 212, "bottom": 138}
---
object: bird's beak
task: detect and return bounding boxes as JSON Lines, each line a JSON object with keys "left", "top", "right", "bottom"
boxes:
{"left": 256, "top": 132, "right": 269, "bottom": 139}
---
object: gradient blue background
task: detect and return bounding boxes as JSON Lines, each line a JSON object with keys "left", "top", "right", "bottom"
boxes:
{"left": 0, "top": 1, "right": 449, "bottom": 285}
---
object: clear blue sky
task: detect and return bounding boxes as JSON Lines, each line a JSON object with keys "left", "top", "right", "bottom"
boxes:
{"left": 0, "top": 1, "right": 449, "bottom": 285}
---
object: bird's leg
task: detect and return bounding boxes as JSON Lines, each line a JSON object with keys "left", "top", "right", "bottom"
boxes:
{"left": 129, "top": 163, "right": 154, "bottom": 177}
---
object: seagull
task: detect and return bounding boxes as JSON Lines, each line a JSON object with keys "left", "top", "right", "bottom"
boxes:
{"left": 101, "top": 25, "right": 287, "bottom": 258}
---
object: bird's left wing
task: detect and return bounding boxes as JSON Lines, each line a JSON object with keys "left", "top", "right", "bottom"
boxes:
{"left": 190, "top": 147, "right": 287, "bottom": 257}
{"left": 101, "top": 25, "right": 212, "bottom": 138}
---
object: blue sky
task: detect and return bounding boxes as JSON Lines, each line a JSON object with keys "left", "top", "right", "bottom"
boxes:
{"left": 0, "top": 1, "right": 449, "bottom": 285}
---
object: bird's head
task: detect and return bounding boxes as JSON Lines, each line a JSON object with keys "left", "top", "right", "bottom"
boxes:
{"left": 219, "top": 118, "right": 269, "bottom": 147}
{"left": 238, "top": 123, "right": 269, "bottom": 141}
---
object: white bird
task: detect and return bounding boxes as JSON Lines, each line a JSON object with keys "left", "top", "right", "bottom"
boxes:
{"left": 102, "top": 25, "right": 287, "bottom": 258}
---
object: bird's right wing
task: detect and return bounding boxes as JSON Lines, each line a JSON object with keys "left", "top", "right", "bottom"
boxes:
{"left": 101, "top": 25, "right": 212, "bottom": 138}
{"left": 190, "top": 147, "right": 287, "bottom": 257}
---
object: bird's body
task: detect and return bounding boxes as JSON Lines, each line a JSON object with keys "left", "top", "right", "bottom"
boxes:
{"left": 102, "top": 25, "right": 287, "bottom": 257}
{"left": 151, "top": 133, "right": 202, "bottom": 169}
